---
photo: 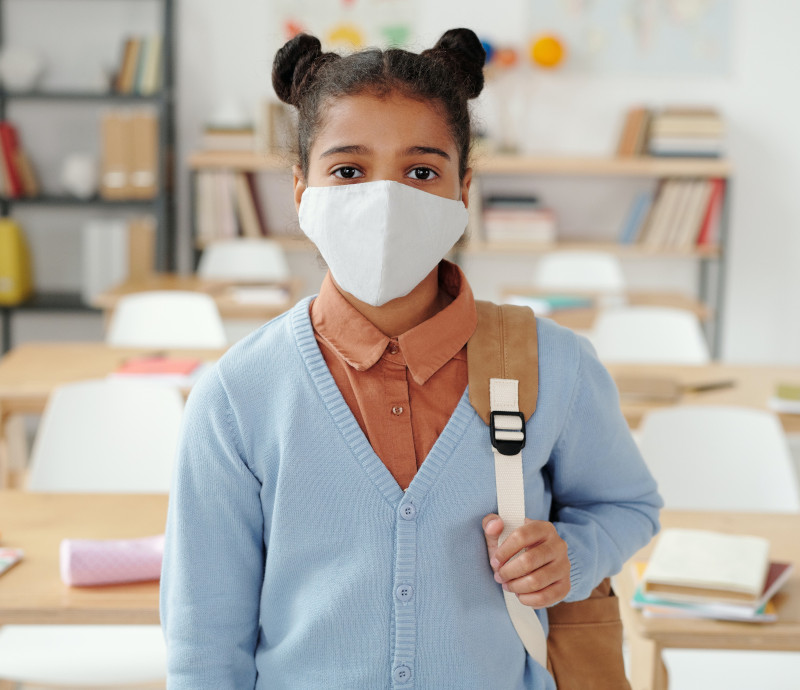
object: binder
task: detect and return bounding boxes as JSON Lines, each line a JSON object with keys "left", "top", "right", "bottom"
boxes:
{"left": 130, "top": 110, "right": 158, "bottom": 199}
{"left": 100, "top": 111, "right": 133, "bottom": 199}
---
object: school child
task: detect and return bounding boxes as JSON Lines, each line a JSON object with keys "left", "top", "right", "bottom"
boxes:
{"left": 160, "top": 28, "right": 662, "bottom": 689}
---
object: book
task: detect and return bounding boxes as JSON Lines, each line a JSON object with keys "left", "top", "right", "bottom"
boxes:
{"left": 641, "top": 528, "right": 771, "bottom": 606}
{"left": 110, "top": 355, "right": 210, "bottom": 387}
{"left": 139, "top": 35, "right": 163, "bottom": 95}
{"left": 483, "top": 207, "right": 557, "bottom": 244}
{"left": 0, "top": 121, "right": 23, "bottom": 198}
{"left": 631, "top": 561, "right": 792, "bottom": 622}
{"left": 618, "top": 190, "right": 654, "bottom": 244}
{"left": 118, "top": 37, "right": 142, "bottom": 94}
{"left": 245, "top": 172, "right": 269, "bottom": 236}
{"left": 0, "top": 547, "right": 23, "bottom": 577}
{"left": 506, "top": 293, "right": 593, "bottom": 315}
{"left": 673, "top": 179, "right": 713, "bottom": 250}
{"left": 695, "top": 178, "right": 725, "bottom": 246}
{"left": 234, "top": 171, "right": 264, "bottom": 237}
{"left": 616, "top": 106, "right": 650, "bottom": 157}
{"left": 768, "top": 382, "right": 800, "bottom": 414}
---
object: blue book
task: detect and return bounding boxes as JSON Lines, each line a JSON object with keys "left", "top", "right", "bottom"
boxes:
{"left": 618, "top": 191, "right": 653, "bottom": 244}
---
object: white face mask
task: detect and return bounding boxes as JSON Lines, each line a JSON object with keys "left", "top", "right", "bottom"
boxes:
{"left": 298, "top": 179, "right": 469, "bottom": 306}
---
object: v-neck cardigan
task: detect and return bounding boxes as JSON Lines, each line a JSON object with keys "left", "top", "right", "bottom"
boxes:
{"left": 160, "top": 297, "right": 662, "bottom": 690}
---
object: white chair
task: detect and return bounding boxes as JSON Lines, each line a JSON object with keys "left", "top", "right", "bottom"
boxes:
{"left": 197, "top": 237, "right": 290, "bottom": 282}
{"left": 637, "top": 405, "right": 800, "bottom": 512}
{"left": 197, "top": 238, "right": 291, "bottom": 343}
{"left": 534, "top": 250, "right": 627, "bottom": 293}
{"left": 633, "top": 404, "right": 800, "bottom": 688}
{"left": 0, "top": 379, "right": 184, "bottom": 687}
{"left": 106, "top": 290, "right": 228, "bottom": 348}
{"left": 590, "top": 305, "right": 711, "bottom": 364}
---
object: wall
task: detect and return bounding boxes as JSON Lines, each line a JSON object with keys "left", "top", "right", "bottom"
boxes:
{"left": 4, "top": 0, "right": 800, "bottom": 366}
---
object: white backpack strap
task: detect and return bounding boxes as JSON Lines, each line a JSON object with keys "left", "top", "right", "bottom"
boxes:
{"left": 490, "top": 377, "right": 548, "bottom": 669}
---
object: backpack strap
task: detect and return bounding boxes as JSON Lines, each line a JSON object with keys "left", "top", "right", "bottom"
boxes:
{"left": 467, "top": 301, "right": 538, "bottom": 426}
{"left": 467, "top": 300, "right": 547, "bottom": 668}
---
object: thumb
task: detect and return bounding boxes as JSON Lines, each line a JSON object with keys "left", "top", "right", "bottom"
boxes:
{"left": 482, "top": 514, "right": 504, "bottom": 568}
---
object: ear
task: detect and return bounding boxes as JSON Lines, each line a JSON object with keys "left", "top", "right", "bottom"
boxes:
{"left": 293, "top": 165, "right": 307, "bottom": 212}
{"left": 460, "top": 167, "right": 473, "bottom": 209}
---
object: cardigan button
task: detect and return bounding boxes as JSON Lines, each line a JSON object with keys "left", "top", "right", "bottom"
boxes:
{"left": 400, "top": 503, "right": 416, "bottom": 520}
{"left": 393, "top": 665, "right": 412, "bottom": 683}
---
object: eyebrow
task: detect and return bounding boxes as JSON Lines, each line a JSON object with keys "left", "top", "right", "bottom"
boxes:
{"left": 318, "top": 144, "right": 451, "bottom": 161}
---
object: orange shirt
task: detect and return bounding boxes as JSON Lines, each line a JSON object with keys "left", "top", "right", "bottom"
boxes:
{"left": 310, "top": 261, "right": 478, "bottom": 490}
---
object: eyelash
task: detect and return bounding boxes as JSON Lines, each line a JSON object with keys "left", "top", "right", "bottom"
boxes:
{"left": 330, "top": 166, "right": 440, "bottom": 181}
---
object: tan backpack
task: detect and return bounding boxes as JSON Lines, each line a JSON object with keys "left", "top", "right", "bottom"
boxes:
{"left": 468, "top": 300, "right": 631, "bottom": 690}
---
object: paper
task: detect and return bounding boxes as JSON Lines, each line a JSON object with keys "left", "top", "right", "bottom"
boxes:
{"left": 0, "top": 547, "right": 23, "bottom": 577}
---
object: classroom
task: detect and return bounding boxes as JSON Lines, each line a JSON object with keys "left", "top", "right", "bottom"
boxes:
{"left": 0, "top": 1, "right": 799, "bottom": 688}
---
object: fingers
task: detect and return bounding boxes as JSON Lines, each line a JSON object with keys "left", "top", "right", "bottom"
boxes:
{"left": 493, "top": 519, "right": 553, "bottom": 568}
{"left": 482, "top": 513, "right": 503, "bottom": 564}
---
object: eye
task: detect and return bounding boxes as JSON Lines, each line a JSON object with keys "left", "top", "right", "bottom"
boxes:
{"left": 332, "top": 166, "right": 364, "bottom": 180}
{"left": 407, "top": 167, "right": 438, "bottom": 181}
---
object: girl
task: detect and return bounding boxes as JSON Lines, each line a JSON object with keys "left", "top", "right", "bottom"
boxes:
{"left": 161, "top": 28, "right": 661, "bottom": 689}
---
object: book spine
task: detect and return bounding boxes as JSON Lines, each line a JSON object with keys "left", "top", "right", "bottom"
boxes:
{"left": 0, "top": 122, "right": 24, "bottom": 198}
{"left": 245, "top": 172, "right": 268, "bottom": 235}
{"left": 696, "top": 178, "right": 726, "bottom": 246}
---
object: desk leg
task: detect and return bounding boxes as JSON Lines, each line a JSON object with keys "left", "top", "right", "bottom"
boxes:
{"left": 629, "top": 633, "right": 668, "bottom": 690}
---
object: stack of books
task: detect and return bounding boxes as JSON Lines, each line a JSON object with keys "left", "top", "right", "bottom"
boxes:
{"left": 647, "top": 108, "right": 725, "bottom": 158}
{"left": 109, "top": 355, "right": 211, "bottom": 387}
{"left": 617, "top": 177, "right": 725, "bottom": 250}
{"left": 615, "top": 106, "right": 725, "bottom": 158}
{"left": 768, "top": 383, "right": 800, "bottom": 415}
{"left": 631, "top": 528, "right": 793, "bottom": 622}
{"left": 0, "top": 120, "right": 39, "bottom": 198}
{"left": 482, "top": 195, "right": 556, "bottom": 245}
{"left": 195, "top": 170, "right": 269, "bottom": 243}
{"left": 202, "top": 125, "right": 257, "bottom": 152}
{"left": 112, "top": 35, "right": 163, "bottom": 95}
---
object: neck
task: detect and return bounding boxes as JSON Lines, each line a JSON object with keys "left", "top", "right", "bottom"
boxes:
{"left": 334, "top": 266, "right": 451, "bottom": 337}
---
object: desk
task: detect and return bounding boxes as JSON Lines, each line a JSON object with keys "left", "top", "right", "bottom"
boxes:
{"left": 617, "top": 511, "right": 800, "bottom": 690}
{"left": 0, "top": 343, "right": 224, "bottom": 487}
{"left": 607, "top": 362, "right": 800, "bottom": 434}
{"left": 90, "top": 273, "right": 300, "bottom": 322}
{"left": 0, "top": 491, "right": 166, "bottom": 625}
{"left": 501, "top": 288, "right": 710, "bottom": 332}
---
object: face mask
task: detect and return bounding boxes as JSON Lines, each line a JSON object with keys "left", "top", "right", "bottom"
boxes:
{"left": 298, "top": 179, "right": 469, "bottom": 306}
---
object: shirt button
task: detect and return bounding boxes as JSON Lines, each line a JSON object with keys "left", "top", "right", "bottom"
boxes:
{"left": 392, "top": 405, "right": 404, "bottom": 416}
{"left": 395, "top": 584, "right": 414, "bottom": 602}
{"left": 400, "top": 503, "right": 416, "bottom": 520}
{"left": 393, "top": 665, "right": 412, "bottom": 683}
{"left": 389, "top": 344, "right": 399, "bottom": 355}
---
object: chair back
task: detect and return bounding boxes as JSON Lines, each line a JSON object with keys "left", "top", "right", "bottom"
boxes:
{"left": 26, "top": 379, "right": 185, "bottom": 493}
{"left": 534, "top": 250, "right": 626, "bottom": 293}
{"left": 637, "top": 405, "right": 800, "bottom": 512}
{"left": 106, "top": 290, "right": 227, "bottom": 348}
{"left": 590, "top": 305, "right": 710, "bottom": 364}
{"left": 197, "top": 238, "right": 290, "bottom": 282}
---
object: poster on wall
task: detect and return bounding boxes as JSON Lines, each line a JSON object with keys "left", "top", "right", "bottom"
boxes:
{"left": 528, "top": 0, "right": 732, "bottom": 76}
{"left": 276, "top": 0, "right": 415, "bottom": 52}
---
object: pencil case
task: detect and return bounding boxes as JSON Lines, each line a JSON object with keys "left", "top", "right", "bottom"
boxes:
{"left": 59, "top": 534, "right": 164, "bottom": 586}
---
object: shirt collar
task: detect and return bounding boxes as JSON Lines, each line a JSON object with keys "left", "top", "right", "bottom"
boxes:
{"left": 310, "top": 260, "right": 477, "bottom": 385}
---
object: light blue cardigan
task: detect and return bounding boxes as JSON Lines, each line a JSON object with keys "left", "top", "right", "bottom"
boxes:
{"left": 160, "top": 297, "right": 661, "bottom": 689}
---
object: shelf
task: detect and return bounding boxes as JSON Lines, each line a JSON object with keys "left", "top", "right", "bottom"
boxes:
{"left": 0, "top": 89, "right": 166, "bottom": 103}
{"left": 187, "top": 150, "right": 732, "bottom": 178}
{"left": 0, "top": 292, "right": 98, "bottom": 313}
{"left": 459, "top": 240, "right": 721, "bottom": 259}
{"left": 2, "top": 195, "right": 159, "bottom": 207}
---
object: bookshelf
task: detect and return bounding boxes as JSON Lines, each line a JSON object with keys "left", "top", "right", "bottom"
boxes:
{"left": 0, "top": 0, "right": 175, "bottom": 353}
{"left": 187, "top": 150, "right": 731, "bottom": 356}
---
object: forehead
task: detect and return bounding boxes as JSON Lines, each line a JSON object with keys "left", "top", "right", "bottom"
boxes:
{"left": 313, "top": 91, "right": 456, "bottom": 153}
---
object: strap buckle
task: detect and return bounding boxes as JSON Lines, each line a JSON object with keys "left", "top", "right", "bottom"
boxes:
{"left": 490, "top": 410, "right": 526, "bottom": 456}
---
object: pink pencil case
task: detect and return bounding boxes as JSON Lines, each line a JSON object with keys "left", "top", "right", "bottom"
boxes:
{"left": 59, "top": 534, "right": 165, "bottom": 586}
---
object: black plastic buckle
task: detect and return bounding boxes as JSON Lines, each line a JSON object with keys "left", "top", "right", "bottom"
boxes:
{"left": 489, "top": 410, "right": 526, "bottom": 456}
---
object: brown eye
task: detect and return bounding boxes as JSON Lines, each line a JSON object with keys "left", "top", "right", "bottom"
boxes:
{"left": 333, "top": 167, "right": 363, "bottom": 179}
{"left": 408, "top": 167, "right": 437, "bottom": 181}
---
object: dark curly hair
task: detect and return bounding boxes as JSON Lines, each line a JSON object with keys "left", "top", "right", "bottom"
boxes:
{"left": 271, "top": 28, "right": 485, "bottom": 182}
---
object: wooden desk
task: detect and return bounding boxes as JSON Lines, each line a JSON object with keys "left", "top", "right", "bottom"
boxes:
{"left": 607, "top": 362, "right": 800, "bottom": 434}
{"left": 618, "top": 511, "right": 800, "bottom": 690}
{"left": 501, "top": 288, "right": 710, "bottom": 332}
{"left": 91, "top": 273, "right": 300, "bottom": 322}
{"left": 0, "top": 343, "right": 224, "bottom": 487}
{"left": 0, "top": 491, "right": 166, "bottom": 625}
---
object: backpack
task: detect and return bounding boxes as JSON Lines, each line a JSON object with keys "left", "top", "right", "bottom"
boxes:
{"left": 467, "top": 300, "right": 631, "bottom": 690}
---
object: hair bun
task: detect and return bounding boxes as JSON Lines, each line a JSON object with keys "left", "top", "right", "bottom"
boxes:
{"left": 424, "top": 28, "right": 486, "bottom": 99}
{"left": 272, "top": 33, "right": 329, "bottom": 106}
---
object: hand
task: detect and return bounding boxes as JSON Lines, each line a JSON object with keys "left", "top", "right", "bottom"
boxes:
{"left": 482, "top": 514, "right": 571, "bottom": 608}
